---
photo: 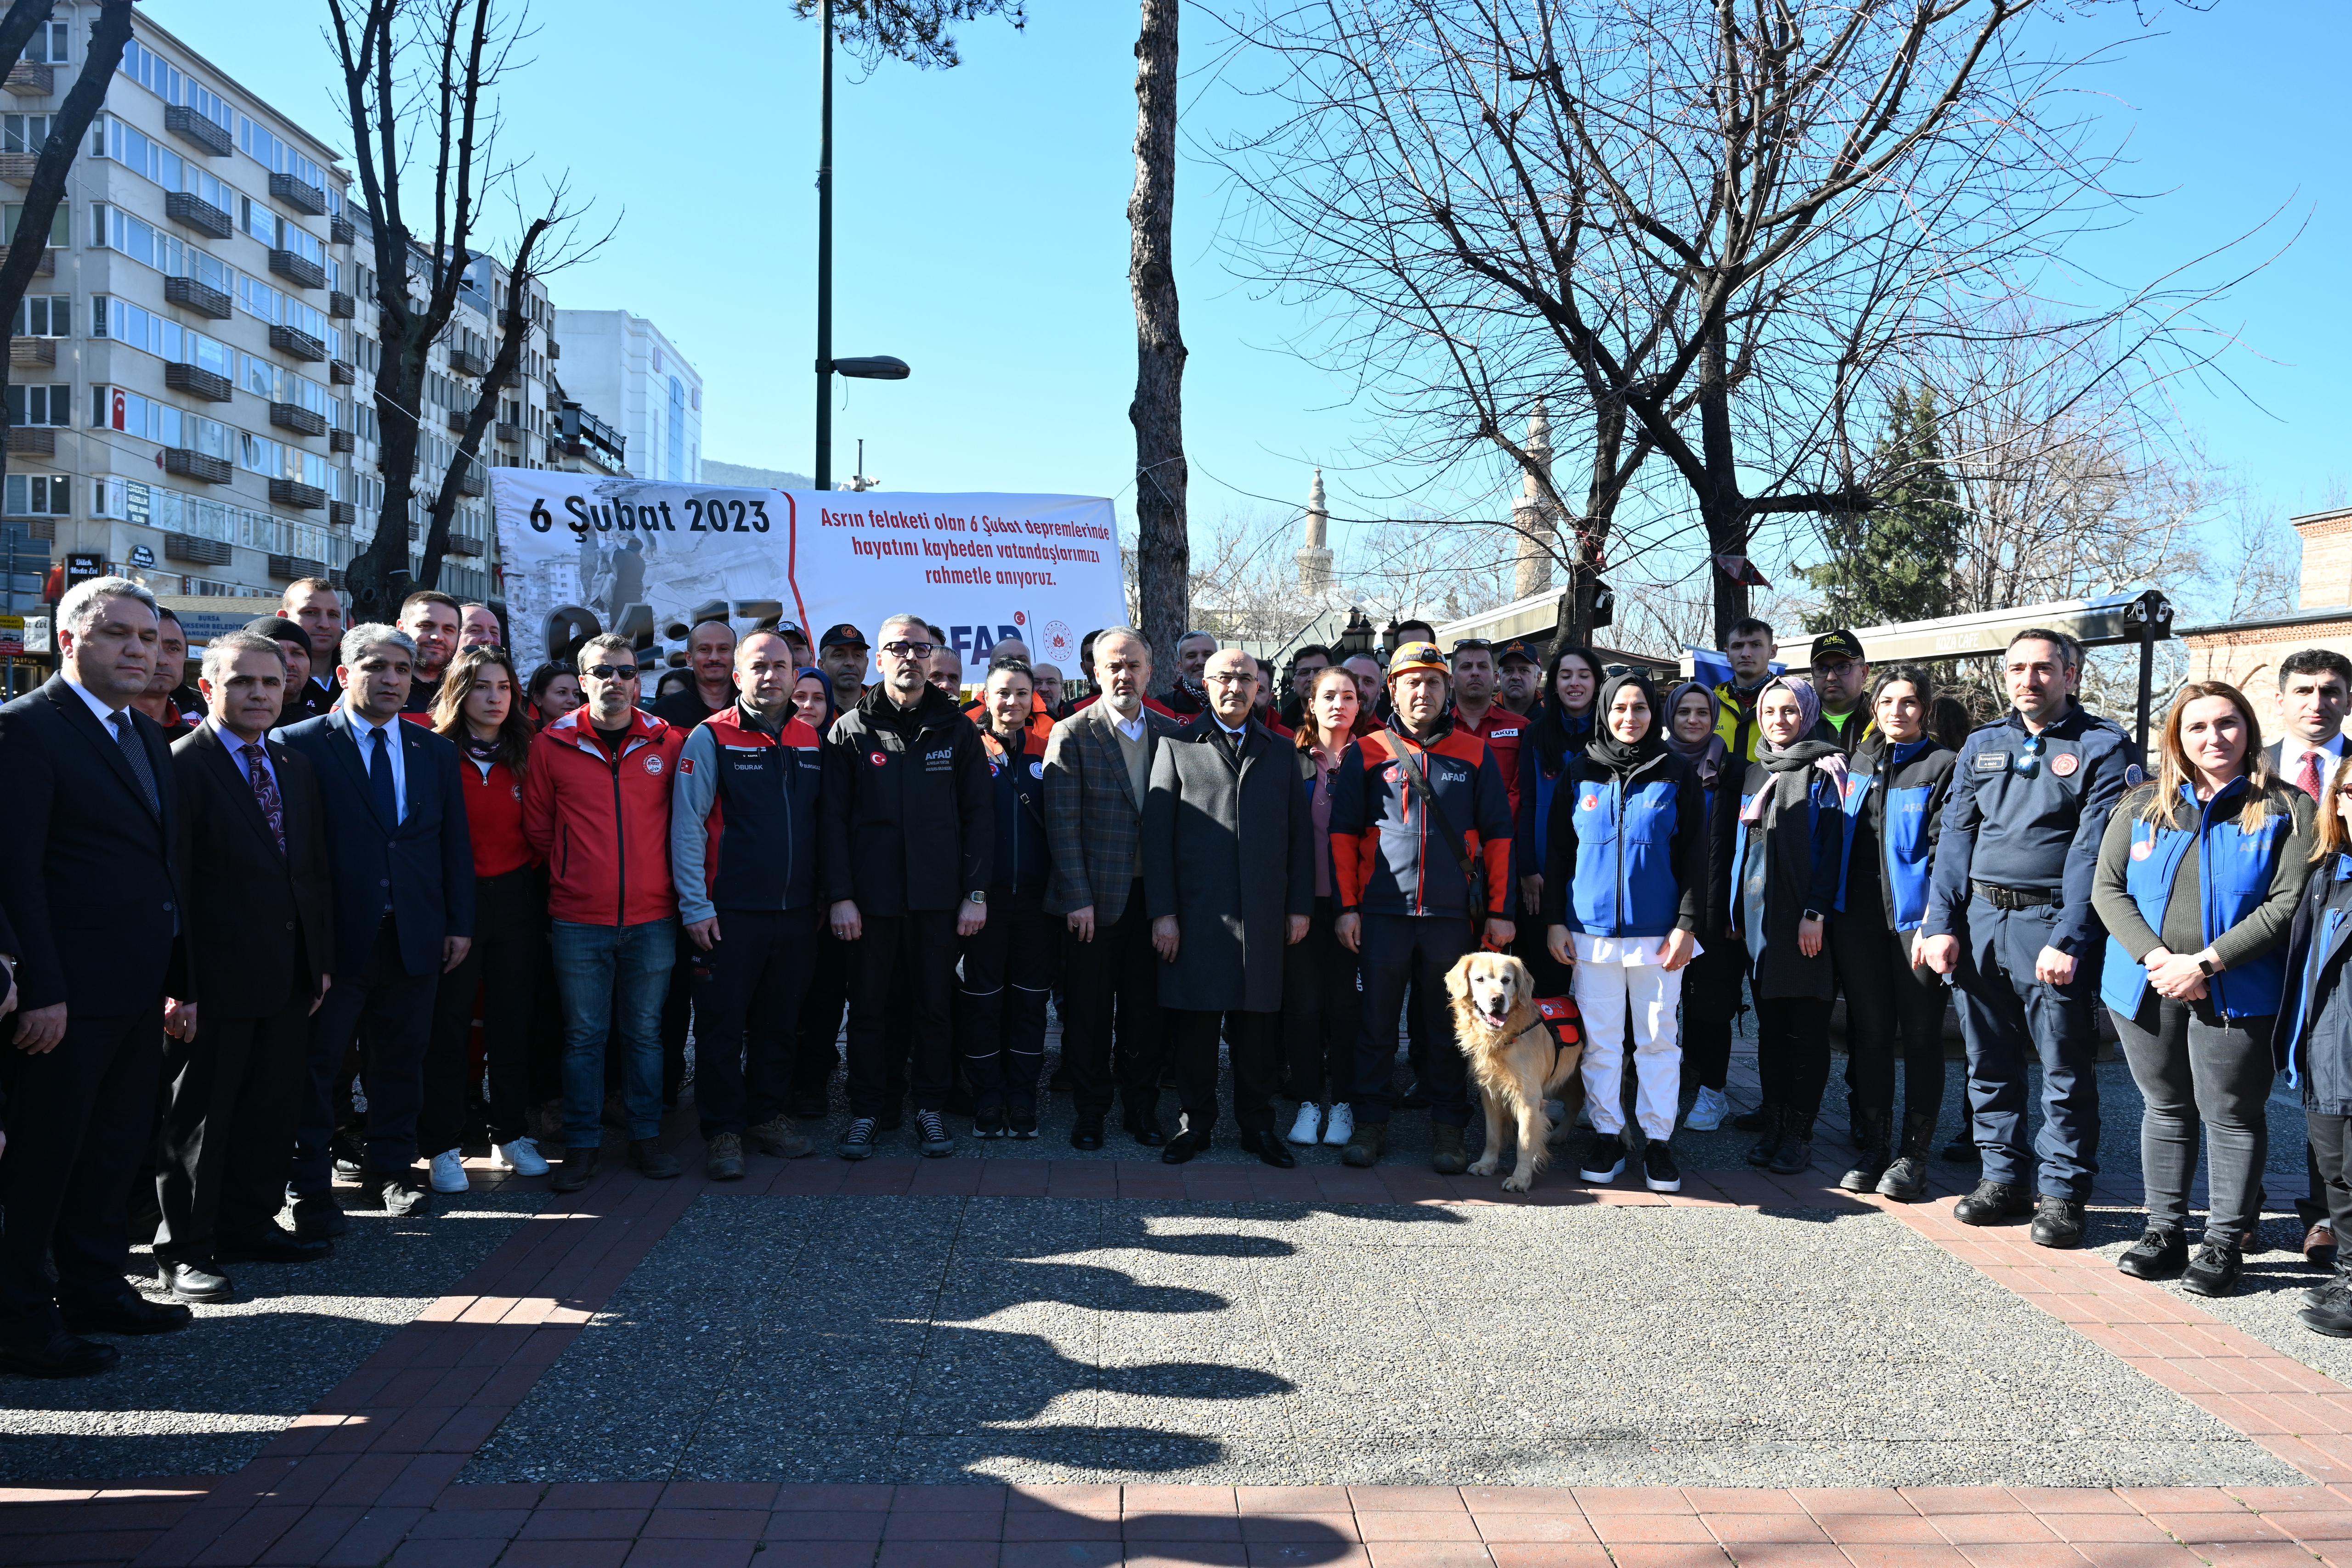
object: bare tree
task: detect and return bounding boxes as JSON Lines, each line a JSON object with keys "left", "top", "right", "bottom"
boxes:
{"left": 1131, "top": 0, "right": 1189, "bottom": 693}
{"left": 0, "top": 1, "right": 130, "bottom": 512}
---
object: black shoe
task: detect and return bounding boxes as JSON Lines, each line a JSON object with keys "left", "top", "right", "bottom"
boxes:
{"left": 1954, "top": 1180, "right": 2033, "bottom": 1226}
{"left": 1124, "top": 1108, "right": 1167, "bottom": 1148}
{"left": 1578, "top": 1132, "right": 1626, "bottom": 1184}
{"left": 789, "top": 1092, "right": 830, "bottom": 1120}
{"left": 1769, "top": 1115, "right": 1815, "bottom": 1177}
{"left": 2180, "top": 1239, "right": 2242, "bottom": 1296}
{"left": 157, "top": 1260, "right": 233, "bottom": 1303}
{"left": 1745, "top": 1106, "right": 1786, "bottom": 1168}
{"left": 290, "top": 1197, "right": 348, "bottom": 1241}
{"left": 218, "top": 1224, "right": 332, "bottom": 1264}
{"left": 839, "top": 1117, "right": 879, "bottom": 1161}
{"left": 2030, "top": 1196, "right": 2086, "bottom": 1249}
{"left": 373, "top": 1177, "right": 430, "bottom": 1218}
{"left": 1942, "top": 1136, "right": 1980, "bottom": 1163}
{"left": 1070, "top": 1115, "right": 1105, "bottom": 1151}
{"left": 1162, "top": 1127, "right": 1212, "bottom": 1164}
{"left": 628, "top": 1139, "right": 681, "bottom": 1179}
{"left": 1238, "top": 1128, "right": 1295, "bottom": 1169}
{"left": 549, "top": 1150, "right": 600, "bottom": 1193}
{"left": 0, "top": 1329, "right": 119, "bottom": 1378}
{"left": 1731, "top": 1108, "right": 1769, "bottom": 1132}
{"left": 1838, "top": 1112, "right": 1890, "bottom": 1193}
{"left": 974, "top": 1107, "right": 1007, "bottom": 1140}
{"left": 61, "top": 1294, "right": 192, "bottom": 1336}
{"left": 1008, "top": 1105, "right": 1039, "bottom": 1140}
{"left": 915, "top": 1110, "right": 954, "bottom": 1158}
{"left": 2304, "top": 1269, "right": 2352, "bottom": 1334}
{"left": 1644, "top": 1140, "right": 1681, "bottom": 1193}
{"left": 2116, "top": 1227, "right": 2188, "bottom": 1279}
{"left": 1877, "top": 1111, "right": 1938, "bottom": 1202}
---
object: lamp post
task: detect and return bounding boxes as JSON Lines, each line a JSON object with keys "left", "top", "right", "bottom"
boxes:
{"left": 812, "top": 0, "right": 911, "bottom": 491}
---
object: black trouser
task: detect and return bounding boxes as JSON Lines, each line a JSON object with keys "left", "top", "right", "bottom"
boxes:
{"left": 1281, "top": 896, "right": 1358, "bottom": 1102}
{"left": 1756, "top": 995, "right": 1834, "bottom": 1121}
{"left": 1681, "top": 936, "right": 1746, "bottom": 1097}
{"left": 155, "top": 996, "right": 311, "bottom": 1263}
{"left": 1355, "top": 912, "right": 1472, "bottom": 1128}
{"left": 295, "top": 915, "right": 437, "bottom": 1191}
{"left": 1169, "top": 1007, "right": 1282, "bottom": 1137}
{"left": 0, "top": 1005, "right": 165, "bottom": 1332}
{"left": 956, "top": 891, "right": 1056, "bottom": 1117}
{"left": 659, "top": 928, "right": 695, "bottom": 1106}
{"left": 1060, "top": 881, "right": 1165, "bottom": 1121}
{"left": 845, "top": 909, "right": 957, "bottom": 1119}
{"left": 423, "top": 867, "right": 544, "bottom": 1153}
{"left": 694, "top": 906, "right": 823, "bottom": 1137}
{"left": 794, "top": 929, "right": 850, "bottom": 1105}
{"left": 1832, "top": 910, "right": 1948, "bottom": 1129}
{"left": 2309, "top": 1112, "right": 2352, "bottom": 1245}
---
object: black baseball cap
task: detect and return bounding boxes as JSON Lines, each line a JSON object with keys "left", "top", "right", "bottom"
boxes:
{"left": 1811, "top": 628, "right": 1866, "bottom": 664}
{"left": 1496, "top": 637, "right": 1541, "bottom": 666}
{"left": 818, "top": 622, "right": 868, "bottom": 651}
{"left": 245, "top": 615, "right": 308, "bottom": 645}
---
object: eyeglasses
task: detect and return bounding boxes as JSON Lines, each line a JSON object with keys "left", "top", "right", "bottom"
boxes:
{"left": 2012, "top": 734, "right": 2045, "bottom": 776}
{"left": 881, "top": 640, "right": 937, "bottom": 659}
{"left": 584, "top": 664, "right": 638, "bottom": 681}
{"left": 1204, "top": 672, "right": 1257, "bottom": 686}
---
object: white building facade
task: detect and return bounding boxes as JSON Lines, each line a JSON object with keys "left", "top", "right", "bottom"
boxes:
{"left": 551, "top": 308, "right": 701, "bottom": 484}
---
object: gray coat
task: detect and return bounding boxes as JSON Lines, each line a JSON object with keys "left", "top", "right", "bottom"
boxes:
{"left": 1142, "top": 716, "right": 1316, "bottom": 1013}
{"left": 1042, "top": 699, "right": 1184, "bottom": 922}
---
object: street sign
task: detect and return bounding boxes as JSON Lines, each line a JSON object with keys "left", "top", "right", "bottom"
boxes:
{"left": 129, "top": 544, "right": 155, "bottom": 568}
{"left": 0, "top": 614, "right": 22, "bottom": 655}
{"left": 65, "top": 551, "right": 104, "bottom": 586}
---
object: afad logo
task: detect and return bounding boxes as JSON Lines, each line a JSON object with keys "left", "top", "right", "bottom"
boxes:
{"left": 642, "top": 754, "right": 665, "bottom": 776}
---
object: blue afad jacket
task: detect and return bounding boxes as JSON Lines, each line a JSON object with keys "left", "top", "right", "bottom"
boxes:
{"left": 2278, "top": 854, "right": 2352, "bottom": 1100}
{"left": 1538, "top": 750, "right": 1707, "bottom": 939}
{"left": 2100, "top": 780, "right": 2293, "bottom": 1021}
{"left": 978, "top": 727, "right": 1050, "bottom": 898}
{"left": 1835, "top": 737, "right": 1954, "bottom": 931}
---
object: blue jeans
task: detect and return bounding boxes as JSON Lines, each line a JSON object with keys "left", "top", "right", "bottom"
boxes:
{"left": 551, "top": 918, "right": 677, "bottom": 1151}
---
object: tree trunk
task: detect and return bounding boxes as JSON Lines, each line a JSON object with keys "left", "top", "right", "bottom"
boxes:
{"left": 1128, "top": 0, "right": 1187, "bottom": 693}
{"left": 1565, "top": 398, "right": 1629, "bottom": 645}
{"left": 1696, "top": 315, "right": 1748, "bottom": 646}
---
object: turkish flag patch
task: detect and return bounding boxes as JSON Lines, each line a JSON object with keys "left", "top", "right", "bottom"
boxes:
{"left": 869, "top": 751, "right": 889, "bottom": 768}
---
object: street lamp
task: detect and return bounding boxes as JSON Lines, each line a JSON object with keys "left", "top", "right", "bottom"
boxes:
{"left": 813, "top": 0, "right": 911, "bottom": 491}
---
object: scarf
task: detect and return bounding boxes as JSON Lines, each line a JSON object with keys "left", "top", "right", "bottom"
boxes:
{"left": 1663, "top": 679, "right": 1728, "bottom": 789}
{"left": 1740, "top": 675, "right": 1849, "bottom": 822}
{"left": 1584, "top": 671, "right": 1667, "bottom": 777}
{"left": 460, "top": 732, "right": 503, "bottom": 766}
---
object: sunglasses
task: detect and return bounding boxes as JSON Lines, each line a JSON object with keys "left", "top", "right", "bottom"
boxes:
{"left": 1450, "top": 638, "right": 1493, "bottom": 653}
{"left": 881, "top": 640, "right": 937, "bottom": 659}
{"left": 2012, "top": 734, "right": 2045, "bottom": 776}
{"left": 584, "top": 663, "right": 639, "bottom": 681}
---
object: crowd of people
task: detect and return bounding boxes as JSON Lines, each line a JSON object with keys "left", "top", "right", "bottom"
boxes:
{"left": 8, "top": 570, "right": 2352, "bottom": 1382}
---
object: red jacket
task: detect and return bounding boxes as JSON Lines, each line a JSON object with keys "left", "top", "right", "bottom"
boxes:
{"left": 459, "top": 755, "right": 539, "bottom": 879}
{"left": 1327, "top": 717, "right": 1514, "bottom": 920}
{"left": 522, "top": 707, "right": 688, "bottom": 926}
{"left": 1464, "top": 702, "right": 1523, "bottom": 821}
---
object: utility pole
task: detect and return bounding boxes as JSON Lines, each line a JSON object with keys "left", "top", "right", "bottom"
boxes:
{"left": 814, "top": 0, "right": 834, "bottom": 493}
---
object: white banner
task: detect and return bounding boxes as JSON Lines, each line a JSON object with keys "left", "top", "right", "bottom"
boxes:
{"left": 489, "top": 470, "right": 1125, "bottom": 677}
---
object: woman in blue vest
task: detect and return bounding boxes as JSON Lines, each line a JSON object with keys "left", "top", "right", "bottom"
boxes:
{"left": 1832, "top": 666, "right": 1958, "bottom": 1200}
{"left": 1542, "top": 671, "right": 1709, "bottom": 1194}
{"left": 2278, "top": 753, "right": 2352, "bottom": 1335}
{"left": 1720, "top": 675, "right": 1848, "bottom": 1175}
{"left": 1664, "top": 680, "right": 1740, "bottom": 1132}
{"left": 2092, "top": 680, "right": 2311, "bottom": 1295}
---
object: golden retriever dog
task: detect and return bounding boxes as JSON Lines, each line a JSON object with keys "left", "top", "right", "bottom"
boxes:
{"left": 1445, "top": 951, "right": 1582, "bottom": 1192}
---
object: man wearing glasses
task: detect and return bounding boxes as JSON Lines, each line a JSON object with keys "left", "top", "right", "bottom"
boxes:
{"left": 1919, "top": 627, "right": 2137, "bottom": 1249}
{"left": 820, "top": 613, "right": 994, "bottom": 1160}
{"left": 523, "top": 634, "right": 690, "bottom": 1192}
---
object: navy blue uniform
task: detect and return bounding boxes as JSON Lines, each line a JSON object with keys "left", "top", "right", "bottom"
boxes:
{"left": 1925, "top": 701, "right": 2138, "bottom": 1200}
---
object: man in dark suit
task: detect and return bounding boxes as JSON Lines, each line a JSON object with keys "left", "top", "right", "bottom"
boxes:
{"left": 275, "top": 624, "right": 474, "bottom": 1228}
{"left": 157, "top": 632, "right": 338, "bottom": 1302}
{"left": 0, "top": 576, "right": 197, "bottom": 1376}
{"left": 1042, "top": 627, "right": 1183, "bottom": 1150}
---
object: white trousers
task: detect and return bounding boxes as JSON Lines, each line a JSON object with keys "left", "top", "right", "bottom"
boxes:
{"left": 1573, "top": 960, "right": 1685, "bottom": 1139}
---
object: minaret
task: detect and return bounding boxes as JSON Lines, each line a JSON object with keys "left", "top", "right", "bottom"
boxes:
{"left": 1296, "top": 467, "right": 1336, "bottom": 596}
{"left": 1511, "top": 403, "right": 1556, "bottom": 600}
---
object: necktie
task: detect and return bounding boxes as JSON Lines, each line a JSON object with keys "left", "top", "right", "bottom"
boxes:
{"left": 2301, "top": 747, "right": 2326, "bottom": 801}
{"left": 110, "top": 710, "right": 160, "bottom": 815}
{"left": 244, "top": 743, "right": 286, "bottom": 852}
{"left": 367, "top": 726, "right": 398, "bottom": 825}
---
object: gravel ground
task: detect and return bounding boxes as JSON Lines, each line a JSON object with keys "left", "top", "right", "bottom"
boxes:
{"left": 465, "top": 1192, "right": 2295, "bottom": 1489}
{"left": 0, "top": 1184, "right": 543, "bottom": 1482}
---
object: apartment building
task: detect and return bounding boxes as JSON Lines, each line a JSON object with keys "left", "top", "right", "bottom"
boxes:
{"left": 551, "top": 308, "right": 700, "bottom": 484}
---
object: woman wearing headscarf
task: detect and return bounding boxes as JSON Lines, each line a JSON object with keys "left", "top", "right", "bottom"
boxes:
{"left": 793, "top": 666, "right": 839, "bottom": 735}
{"left": 1662, "top": 679, "right": 1741, "bottom": 1132}
{"left": 1542, "top": 671, "right": 1710, "bottom": 1193}
{"left": 1720, "top": 674, "right": 1849, "bottom": 1175}
{"left": 1518, "top": 644, "right": 1605, "bottom": 992}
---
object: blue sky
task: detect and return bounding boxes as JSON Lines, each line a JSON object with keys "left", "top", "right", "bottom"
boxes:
{"left": 144, "top": 0, "right": 2350, "bottom": 592}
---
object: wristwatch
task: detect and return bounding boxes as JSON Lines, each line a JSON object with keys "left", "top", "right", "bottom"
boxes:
{"left": 1802, "top": 908, "right": 1825, "bottom": 923}
{"left": 2197, "top": 955, "right": 2219, "bottom": 977}
{"left": 967, "top": 891, "right": 987, "bottom": 905}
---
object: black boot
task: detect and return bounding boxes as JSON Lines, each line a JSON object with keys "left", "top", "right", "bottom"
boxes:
{"left": 1745, "top": 1105, "right": 1786, "bottom": 1168}
{"left": 1838, "top": 1111, "right": 1891, "bottom": 1193}
{"left": 1769, "top": 1111, "right": 1815, "bottom": 1176}
{"left": 1876, "top": 1111, "right": 1935, "bottom": 1202}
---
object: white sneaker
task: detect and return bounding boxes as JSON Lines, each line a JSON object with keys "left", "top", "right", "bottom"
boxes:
{"left": 427, "top": 1149, "right": 469, "bottom": 1194}
{"left": 1321, "top": 1103, "right": 1355, "bottom": 1146}
{"left": 494, "top": 1136, "right": 549, "bottom": 1176}
{"left": 1286, "top": 1103, "right": 1323, "bottom": 1146}
{"left": 1684, "top": 1086, "right": 1731, "bottom": 1132}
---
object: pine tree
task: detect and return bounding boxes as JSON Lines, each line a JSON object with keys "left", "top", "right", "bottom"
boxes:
{"left": 1804, "top": 388, "right": 1963, "bottom": 631}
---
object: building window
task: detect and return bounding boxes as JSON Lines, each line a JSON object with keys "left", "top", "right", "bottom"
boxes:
{"left": 237, "top": 116, "right": 327, "bottom": 194}
{"left": 93, "top": 116, "right": 238, "bottom": 213}
{"left": 13, "top": 294, "right": 67, "bottom": 337}
{"left": 93, "top": 385, "right": 187, "bottom": 448}
{"left": 24, "top": 20, "right": 68, "bottom": 64}
{"left": 3, "top": 114, "right": 52, "bottom": 154}
{"left": 7, "top": 384, "right": 68, "bottom": 427}
{"left": 3, "top": 202, "right": 67, "bottom": 248}
{"left": 4, "top": 474, "right": 68, "bottom": 517}
{"left": 665, "top": 376, "right": 685, "bottom": 483}
{"left": 120, "top": 38, "right": 233, "bottom": 131}
{"left": 94, "top": 204, "right": 235, "bottom": 293}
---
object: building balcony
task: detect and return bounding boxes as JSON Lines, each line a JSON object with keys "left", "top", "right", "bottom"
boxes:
{"left": 330, "top": 212, "right": 356, "bottom": 246}
{"left": 329, "top": 290, "right": 355, "bottom": 318}
{"left": 270, "top": 402, "right": 328, "bottom": 437}
{"left": 330, "top": 500, "right": 356, "bottom": 527}
{"left": 446, "top": 408, "right": 470, "bottom": 434}
{"left": 268, "top": 249, "right": 326, "bottom": 290}
{"left": 269, "top": 552, "right": 326, "bottom": 581}
{"left": 164, "top": 105, "right": 233, "bottom": 157}
{"left": 0, "top": 153, "right": 36, "bottom": 186}
{"left": 164, "top": 531, "right": 231, "bottom": 565}
{"left": 164, "top": 363, "right": 234, "bottom": 402}
{"left": 330, "top": 428, "right": 354, "bottom": 453}
{"left": 5, "top": 61, "right": 51, "bottom": 97}
{"left": 164, "top": 449, "right": 233, "bottom": 484}
{"left": 165, "top": 190, "right": 234, "bottom": 239}
{"left": 546, "top": 339, "right": 560, "bottom": 360}
{"left": 164, "top": 276, "right": 234, "bottom": 319}
{"left": 27, "top": 246, "right": 50, "bottom": 277}
{"left": 269, "top": 478, "right": 326, "bottom": 510}
{"left": 5, "top": 427, "right": 54, "bottom": 456}
{"left": 495, "top": 421, "right": 521, "bottom": 446}
{"left": 268, "top": 172, "right": 327, "bottom": 216}
{"left": 270, "top": 324, "right": 327, "bottom": 362}
{"left": 458, "top": 467, "right": 485, "bottom": 497}
{"left": 447, "top": 347, "right": 488, "bottom": 378}
{"left": 10, "top": 338, "right": 54, "bottom": 369}
{"left": 446, "top": 532, "right": 485, "bottom": 558}
{"left": 330, "top": 359, "right": 356, "bottom": 385}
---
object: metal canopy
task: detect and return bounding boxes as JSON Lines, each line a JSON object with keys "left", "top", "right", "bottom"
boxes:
{"left": 1774, "top": 589, "right": 2172, "bottom": 666}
